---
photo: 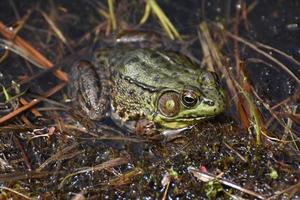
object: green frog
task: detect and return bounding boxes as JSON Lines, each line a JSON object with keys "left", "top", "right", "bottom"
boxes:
{"left": 68, "top": 32, "right": 226, "bottom": 137}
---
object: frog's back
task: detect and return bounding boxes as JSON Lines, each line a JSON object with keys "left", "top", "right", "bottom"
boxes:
{"left": 109, "top": 48, "right": 203, "bottom": 91}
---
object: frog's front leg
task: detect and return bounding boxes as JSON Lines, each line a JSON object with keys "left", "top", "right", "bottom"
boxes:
{"left": 68, "top": 60, "right": 111, "bottom": 120}
{"left": 131, "top": 119, "right": 192, "bottom": 142}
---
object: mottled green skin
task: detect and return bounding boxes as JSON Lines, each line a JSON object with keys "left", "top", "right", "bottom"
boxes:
{"left": 70, "top": 47, "right": 226, "bottom": 132}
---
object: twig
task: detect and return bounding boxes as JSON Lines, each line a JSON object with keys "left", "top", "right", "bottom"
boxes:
{"left": 37, "top": 143, "right": 79, "bottom": 171}
{"left": 256, "top": 41, "right": 300, "bottom": 67}
{"left": 20, "top": 98, "right": 42, "bottom": 117}
{"left": 0, "top": 21, "right": 68, "bottom": 82}
{"left": 0, "top": 186, "right": 31, "bottom": 200}
{"left": 0, "top": 170, "right": 58, "bottom": 182}
{"left": 0, "top": 82, "right": 66, "bottom": 124}
{"left": 198, "top": 22, "right": 250, "bottom": 129}
{"left": 40, "top": 11, "right": 69, "bottom": 46}
{"left": 267, "top": 181, "right": 300, "bottom": 200}
{"left": 13, "top": 135, "right": 32, "bottom": 170}
{"left": 140, "top": 0, "right": 181, "bottom": 40}
{"left": 59, "top": 156, "right": 129, "bottom": 188}
{"left": 224, "top": 142, "right": 248, "bottom": 163}
{"left": 224, "top": 31, "right": 300, "bottom": 85}
{"left": 188, "top": 167, "right": 266, "bottom": 199}
{"left": 235, "top": 80, "right": 263, "bottom": 145}
{"left": 108, "top": 0, "right": 117, "bottom": 30}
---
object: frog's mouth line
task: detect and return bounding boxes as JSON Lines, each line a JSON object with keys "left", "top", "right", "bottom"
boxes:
{"left": 164, "top": 116, "right": 213, "bottom": 122}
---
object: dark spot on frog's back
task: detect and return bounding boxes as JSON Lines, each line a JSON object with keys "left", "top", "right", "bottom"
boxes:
{"left": 183, "top": 68, "right": 192, "bottom": 74}
{"left": 171, "top": 71, "right": 179, "bottom": 78}
{"left": 149, "top": 52, "right": 161, "bottom": 60}
{"left": 152, "top": 75, "right": 160, "bottom": 82}
{"left": 128, "top": 89, "right": 135, "bottom": 96}
{"left": 125, "top": 56, "right": 140, "bottom": 66}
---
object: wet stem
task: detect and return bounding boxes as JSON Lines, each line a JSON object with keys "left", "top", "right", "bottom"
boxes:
{"left": 140, "top": 0, "right": 182, "bottom": 40}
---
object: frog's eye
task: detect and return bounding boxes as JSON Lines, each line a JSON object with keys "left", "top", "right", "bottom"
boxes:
{"left": 199, "top": 72, "right": 219, "bottom": 87}
{"left": 158, "top": 91, "right": 180, "bottom": 117}
{"left": 181, "top": 90, "right": 198, "bottom": 107}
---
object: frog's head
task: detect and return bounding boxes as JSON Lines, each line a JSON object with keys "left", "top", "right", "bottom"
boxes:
{"left": 152, "top": 71, "right": 226, "bottom": 129}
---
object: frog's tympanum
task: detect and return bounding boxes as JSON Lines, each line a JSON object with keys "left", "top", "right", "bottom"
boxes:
{"left": 69, "top": 36, "right": 226, "bottom": 137}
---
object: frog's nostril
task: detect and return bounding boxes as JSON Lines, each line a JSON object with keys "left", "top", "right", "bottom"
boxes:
{"left": 203, "top": 99, "right": 215, "bottom": 106}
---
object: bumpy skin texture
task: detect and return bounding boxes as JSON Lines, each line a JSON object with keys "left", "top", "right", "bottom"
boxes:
{"left": 69, "top": 47, "right": 226, "bottom": 133}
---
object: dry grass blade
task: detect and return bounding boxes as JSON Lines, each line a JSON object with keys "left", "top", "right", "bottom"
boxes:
{"left": 224, "top": 142, "right": 248, "bottom": 163}
{"left": 96, "top": 8, "right": 110, "bottom": 19}
{"left": 0, "top": 47, "right": 9, "bottom": 63}
{"left": 37, "top": 143, "right": 79, "bottom": 171}
{"left": 0, "top": 186, "right": 31, "bottom": 199}
{"left": 19, "top": 98, "right": 42, "bottom": 117}
{"left": 267, "top": 181, "right": 300, "bottom": 200}
{"left": 0, "top": 124, "right": 31, "bottom": 131}
{"left": 198, "top": 23, "right": 223, "bottom": 71}
{"left": 40, "top": 11, "right": 68, "bottom": 45}
{"left": 63, "top": 124, "right": 147, "bottom": 143}
{"left": 251, "top": 89, "right": 295, "bottom": 142}
{"left": 0, "top": 21, "right": 68, "bottom": 82}
{"left": 107, "top": 167, "right": 144, "bottom": 186}
{"left": 11, "top": 8, "right": 33, "bottom": 34}
{"left": 0, "top": 39, "right": 49, "bottom": 71}
{"left": 140, "top": 0, "right": 181, "bottom": 40}
{"left": 270, "top": 88, "right": 299, "bottom": 110}
{"left": 0, "top": 171, "right": 52, "bottom": 182}
{"left": 139, "top": 1, "right": 151, "bottom": 24}
{"left": 108, "top": 0, "right": 116, "bottom": 30}
{"left": 0, "top": 82, "right": 66, "bottom": 124}
{"left": 235, "top": 80, "right": 263, "bottom": 145}
{"left": 198, "top": 22, "right": 250, "bottom": 129}
{"left": 225, "top": 31, "right": 300, "bottom": 85}
{"left": 13, "top": 135, "right": 32, "bottom": 170}
{"left": 256, "top": 42, "right": 300, "bottom": 66}
{"left": 281, "top": 105, "right": 299, "bottom": 150}
{"left": 188, "top": 167, "right": 266, "bottom": 199}
{"left": 59, "top": 156, "right": 129, "bottom": 188}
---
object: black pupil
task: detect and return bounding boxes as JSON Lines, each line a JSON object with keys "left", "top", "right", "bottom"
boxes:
{"left": 184, "top": 96, "right": 195, "bottom": 104}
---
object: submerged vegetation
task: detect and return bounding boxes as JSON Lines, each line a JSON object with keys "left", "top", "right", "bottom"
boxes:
{"left": 0, "top": 0, "right": 299, "bottom": 199}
